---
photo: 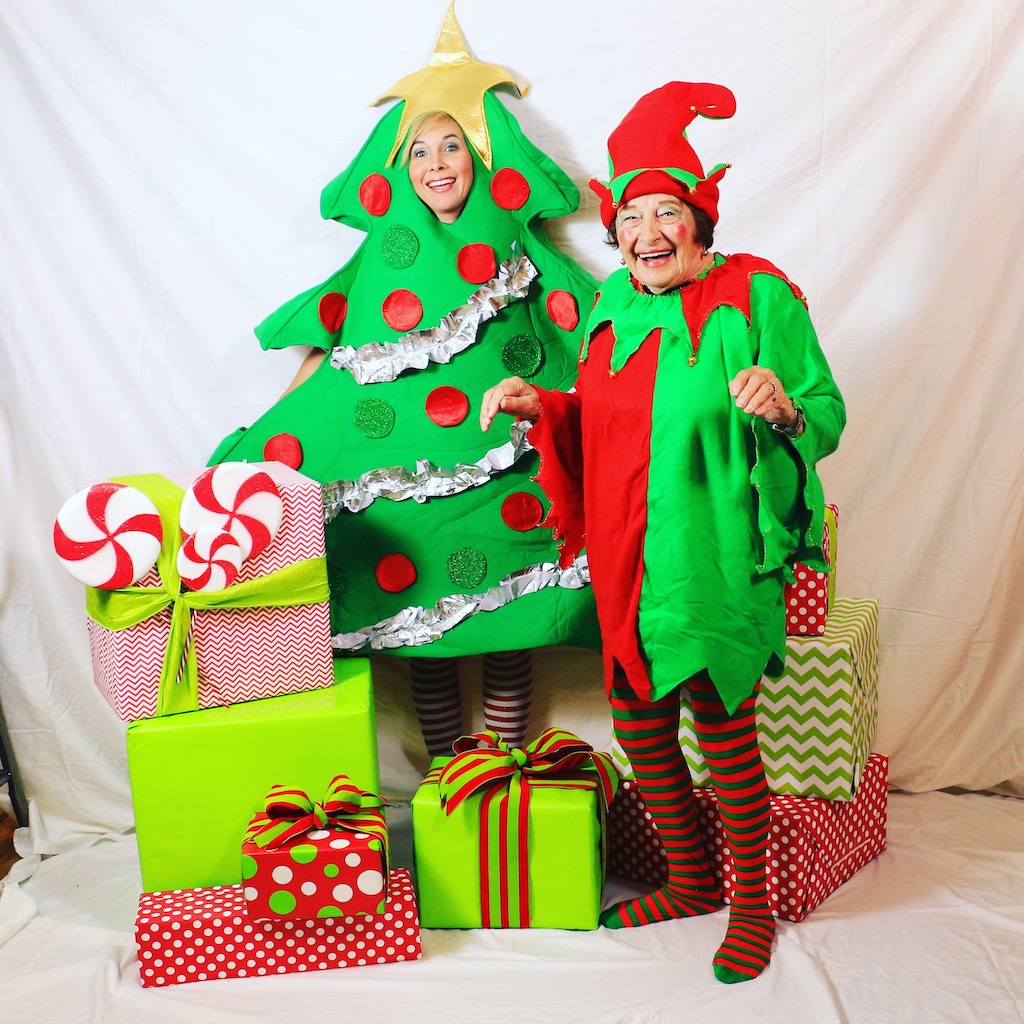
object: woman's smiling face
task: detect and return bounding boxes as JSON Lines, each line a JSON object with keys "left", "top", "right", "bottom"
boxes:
{"left": 615, "top": 192, "right": 706, "bottom": 293}
{"left": 407, "top": 115, "right": 474, "bottom": 223}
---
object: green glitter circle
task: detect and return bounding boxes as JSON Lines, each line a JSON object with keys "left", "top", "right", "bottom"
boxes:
{"left": 501, "top": 333, "right": 543, "bottom": 377}
{"left": 268, "top": 889, "right": 297, "bottom": 915}
{"left": 353, "top": 397, "right": 396, "bottom": 439}
{"left": 381, "top": 225, "right": 419, "bottom": 270}
{"left": 327, "top": 557, "right": 346, "bottom": 595}
{"left": 323, "top": 863, "right": 340, "bottom": 878}
{"left": 241, "top": 854, "right": 258, "bottom": 880}
{"left": 317, "top": 905, "right": 344, "bottom": 919}
{"left": 289, "top": 843, "right": 318, "bottom": 865}
{"left": 447, "top": 547, "right": 487, "bottom": 588}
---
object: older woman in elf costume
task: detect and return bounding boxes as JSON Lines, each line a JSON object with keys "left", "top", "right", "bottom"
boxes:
{"left": 482, "top": 82, "right": 845, "bottom": 983}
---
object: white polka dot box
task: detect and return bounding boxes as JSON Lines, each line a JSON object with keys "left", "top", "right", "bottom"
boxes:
{"left": 784, "top": 503, "right": 838, "bottom": 636}
{"left": 241, "top": 810, "right": 388, "bottom": 921}
{"left": 75, "top": 462, "right": 333, "bottom": 722}
{"left": 606, "top": 753, "right": 888, "bottom": 923}
{"left": 135, "top": 868, "right": 421, "bottom": 987}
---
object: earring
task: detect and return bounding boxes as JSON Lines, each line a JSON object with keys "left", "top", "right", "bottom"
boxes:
{"left": 620, "top": 257, "right": 626, "bottom": 265}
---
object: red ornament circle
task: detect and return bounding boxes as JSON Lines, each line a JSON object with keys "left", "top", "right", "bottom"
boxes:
{"left": 318, "top": 292, "right": 348, "bottom": 333}
{"left": 490, "top": 167, "right": 531, "bottom": 210}
{"left": 262, "top": 433, "right": 304, "bottom": 470}
{"left": 424, "top": 386, "right": 470, "bottom": 427}
{"left": 501, "top": 492, "right": 544, "bottom": 532}
{"left": 375, "top": 552, "right": 417, "bottom": 593}
{"left": 546, "top": 290, "right": 580, "bottom": 331}
{"left": 381, "top": 289, "right": 423, "bottom": 332}
{"left": 358, "top": 174, "right": 392, "bottom": 217}
{"left": 457, "top": 244, "right": 497, "bottom": 285}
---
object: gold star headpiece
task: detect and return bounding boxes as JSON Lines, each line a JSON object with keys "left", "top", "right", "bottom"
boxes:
{"left": 373, "top": 2, "right": 528, "bottom": 169}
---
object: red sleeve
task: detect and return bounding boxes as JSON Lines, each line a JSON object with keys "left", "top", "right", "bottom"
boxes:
{"left": 527, "top": 377, "right": 586, "bottom": 569}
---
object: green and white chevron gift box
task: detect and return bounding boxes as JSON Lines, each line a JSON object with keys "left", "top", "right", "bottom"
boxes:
{"left": 613, "top": 598, "right": 879, "bottom": 801}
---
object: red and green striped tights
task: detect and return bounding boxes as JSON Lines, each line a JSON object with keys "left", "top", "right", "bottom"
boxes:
{"left": 601, "top": 675, "right": 776, "bottom": 984}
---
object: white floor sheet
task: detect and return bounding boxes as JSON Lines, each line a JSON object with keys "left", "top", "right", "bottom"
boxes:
{"left": 1, "top": 790, "right": 1022, "bottom": 1024}
{"left": 3, "top": 4, "right": 1024, "bottom": 1021}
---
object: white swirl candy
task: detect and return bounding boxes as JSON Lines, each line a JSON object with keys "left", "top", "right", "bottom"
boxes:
{"left": 179, "top": 463, "right": 283, "bottom": 561}
{"left": 53, "top": 483, "right": 163, "bottom": 589}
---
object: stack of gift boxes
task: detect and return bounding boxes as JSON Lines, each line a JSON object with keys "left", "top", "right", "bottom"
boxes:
{"left": 57, "top": 470, "right": 884, "bottom": 974}
{"left": 608, "top": 504, "right": 887, "bottom": 921}
{"left": 55, "top": 463, "right": 422, "bottom": 986}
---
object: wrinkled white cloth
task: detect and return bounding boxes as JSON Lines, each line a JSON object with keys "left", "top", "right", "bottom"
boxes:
{"left": 0, "top": 871, "right": 36, "bottom": 947}
{"left": 0, "top": 794, "right": 1023, "bottom": 1023}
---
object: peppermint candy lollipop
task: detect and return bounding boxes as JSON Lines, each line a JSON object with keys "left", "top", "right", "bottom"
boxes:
{"left": 179, "top": 464, "right": 283, "bottom": 561}
{"left": 177, "top": 528, "right": 244, "bottom": 592}
{"left": 53, "top": 483, "right": 163, "bottom": 589}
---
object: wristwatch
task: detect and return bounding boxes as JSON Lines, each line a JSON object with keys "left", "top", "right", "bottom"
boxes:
{"left": 771, "top": 407, "right": 805, "bottom": 439}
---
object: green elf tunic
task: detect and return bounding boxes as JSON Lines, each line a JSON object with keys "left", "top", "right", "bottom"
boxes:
{"left": 529, "top": 253, "right": 845, "bottom": 713}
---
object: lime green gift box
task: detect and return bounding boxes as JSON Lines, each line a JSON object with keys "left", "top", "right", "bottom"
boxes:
{"left": 127, "top": 659, "right": 378, "bottom": 893}
{"left": 411, "top": 729, "right": 616, "bottom": 930}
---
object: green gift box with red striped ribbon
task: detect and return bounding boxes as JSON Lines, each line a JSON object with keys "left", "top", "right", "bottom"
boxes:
{"left": 411, "top": 728, "right": 617, "bottom": 930}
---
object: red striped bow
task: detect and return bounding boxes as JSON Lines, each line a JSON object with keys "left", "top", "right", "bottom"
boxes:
{"left": 438, "top": 728, "right": 617, "bottom": 814}
{"left": 250, "top": 775, "right": 387, "bottom": 850}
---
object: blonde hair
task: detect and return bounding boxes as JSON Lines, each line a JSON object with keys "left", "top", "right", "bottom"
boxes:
{"left": 400, "top": 111, "right": 466, "bottom": 166}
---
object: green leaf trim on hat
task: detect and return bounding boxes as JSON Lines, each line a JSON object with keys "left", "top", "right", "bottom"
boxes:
{"left": 606, "top": 164, "right": 729, "bottom": 204}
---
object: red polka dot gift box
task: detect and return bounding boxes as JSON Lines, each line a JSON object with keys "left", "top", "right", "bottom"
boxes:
{"left": 70, "top": 462, "right": 333, "bottom": 721}
{"left": 135, "top": 868, "right": 421, "bottom": 987}
{"left": 785, "top": 503, "right": 838, "bottom": 636}
{"left": 607, "top": 753, "right": 888, "bottom": 923}
{"left": 241, "top": 777, "right": 389, "bottom": 921}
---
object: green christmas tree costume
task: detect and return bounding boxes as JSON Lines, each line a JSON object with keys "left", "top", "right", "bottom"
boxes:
{"left": 209, "top": 79, "right": 599, "bottom": 660}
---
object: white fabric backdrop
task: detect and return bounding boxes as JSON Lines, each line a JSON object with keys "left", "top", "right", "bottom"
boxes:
{"left": 1, "top": 0, "right": 1023, "bottom": 854}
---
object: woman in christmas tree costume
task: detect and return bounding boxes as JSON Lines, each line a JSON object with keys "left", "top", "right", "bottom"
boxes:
{"left": 398, "top": 108, "right": 535, "bottom": 754}
{"left": 482, "top": 82, "right": 845, "bottom": 983}
{"left": 209, "top": 9, "right": 599, "bottom": 754}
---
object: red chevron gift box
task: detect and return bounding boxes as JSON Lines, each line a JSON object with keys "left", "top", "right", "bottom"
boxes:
{"left": 80, "top": 462, "right": 332, "bottom": 720}
{"left": 242, "top": 776, "right": 389, "bottom": 921}
{"left": 412, "top": 729, "right": 618, "bottom": 929}
{"left": 785, "top": 503, "right": 838, "bottom": 635}
{"left": 607, "top": 753, "right": 888, "bottom": 922}
{"left": 135, "top": 868, "right": 421, "bottom": 987}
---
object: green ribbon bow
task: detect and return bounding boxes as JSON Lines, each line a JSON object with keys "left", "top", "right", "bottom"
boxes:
{"left": 434, "top": 728, "right": 618, "bottom": 927}
{"left": 84, "top": 472, "right": 329, "bottom": 716}
{"left": 247, "top": 774, "right": 388, "bottom": 854}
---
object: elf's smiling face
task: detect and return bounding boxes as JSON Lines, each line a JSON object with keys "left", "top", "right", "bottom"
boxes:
{"left": 407, "top": 115, "right": 474, "bottom": 223}
{"left": 615, "top": 193, "right": 706, "bottom": 293}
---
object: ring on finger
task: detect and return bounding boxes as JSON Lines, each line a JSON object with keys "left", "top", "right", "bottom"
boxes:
{"left": 770, "top": 381, "right": 778, "bottom": 395}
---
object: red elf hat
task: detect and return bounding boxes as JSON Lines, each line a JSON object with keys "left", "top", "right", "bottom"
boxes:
{"left": 589, "top": 81, "right": 736, "bottom": 228}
